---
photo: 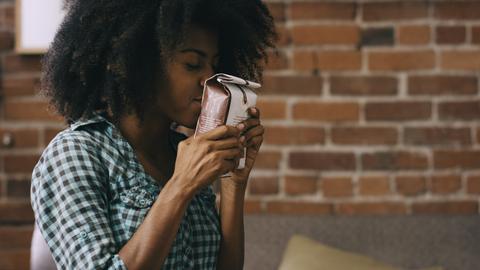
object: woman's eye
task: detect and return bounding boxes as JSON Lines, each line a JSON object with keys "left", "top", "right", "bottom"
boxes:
{"left": 185, "top": 63, "right": 202, "bottom": 71}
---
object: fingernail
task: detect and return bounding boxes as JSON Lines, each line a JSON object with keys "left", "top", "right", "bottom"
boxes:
{"left": 250, "top": 107, "right": 257, "bottom": 113}
{"left": 238, "top": 124, "right": 245, "bottom": 130}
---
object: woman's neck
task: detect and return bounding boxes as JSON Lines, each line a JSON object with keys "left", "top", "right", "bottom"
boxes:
{"left": 118, "top": 113, "right": 175, "bottom": 164}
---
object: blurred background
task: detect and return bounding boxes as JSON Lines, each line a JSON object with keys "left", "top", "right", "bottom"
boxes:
{"left": 0, "top": 0, "right": 479, "bottom": 269}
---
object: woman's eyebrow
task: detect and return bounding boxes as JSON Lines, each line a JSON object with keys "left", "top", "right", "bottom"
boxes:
{"left": 180, "top": 48, "right": 219, "bottom": 58}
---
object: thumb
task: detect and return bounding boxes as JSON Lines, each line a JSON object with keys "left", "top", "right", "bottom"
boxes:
{"left": 179, "top": 136, "right": 194, "bottom": 148}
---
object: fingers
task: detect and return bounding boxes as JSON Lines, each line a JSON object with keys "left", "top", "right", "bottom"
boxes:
{"left": 246, "top": 135, "right": 263, "bottom": 149}
{"left": 238, "top": 118, "right": 260, "bottom": 134}
{"left": 243, "top": 124, "right": 264, "bottom": 142}
{"left": 215, "top": 147, "right": 243, "bottom": 160}
{"left": 248, "top": 107, "right": 260, "bottom": 118}
{"left": 201, "top": 125, "right": 241, "bottom": 140}
{"left": 212, "top": 136, "right": 242, "bottom": 150}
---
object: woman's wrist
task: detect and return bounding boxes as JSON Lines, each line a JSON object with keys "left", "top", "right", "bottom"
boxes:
{"left": 163, "top": 174, "right": 197, "bottom": 203}
{"left": 221, "top": 177, "right": 247, "bottom": 198}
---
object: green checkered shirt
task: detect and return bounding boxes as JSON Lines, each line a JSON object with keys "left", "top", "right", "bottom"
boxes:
{"left": 31, "top": 113, "right": 221, "bottom": 269}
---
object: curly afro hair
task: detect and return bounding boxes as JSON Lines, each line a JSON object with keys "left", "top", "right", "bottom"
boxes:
{"left": 42, "top": 0, "right": 277, "bottom": 123}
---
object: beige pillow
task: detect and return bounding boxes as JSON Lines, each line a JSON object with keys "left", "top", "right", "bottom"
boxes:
{"left": 278, "top": 235, "right": 443, "bottom": 270}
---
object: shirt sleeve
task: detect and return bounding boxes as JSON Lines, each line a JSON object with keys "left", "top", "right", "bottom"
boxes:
{"left": 31, "top": 132, "right": 127, "bottom": 270}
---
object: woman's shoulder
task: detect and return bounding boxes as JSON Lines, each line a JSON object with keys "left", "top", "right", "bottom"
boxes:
{"left": 49, "top": 113, "right": 114, "bottom": 149}
{"left": 37, "top": 114, "right": 115, "bottom": 170}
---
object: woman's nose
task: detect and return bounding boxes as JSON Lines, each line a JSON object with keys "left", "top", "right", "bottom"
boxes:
{"left": 200, "top": 67, "right": 215, "bottom": 87}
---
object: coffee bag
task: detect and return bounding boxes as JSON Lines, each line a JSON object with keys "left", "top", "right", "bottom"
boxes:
{"left": 194, "top": 73, "right": 260, "bottom": 172}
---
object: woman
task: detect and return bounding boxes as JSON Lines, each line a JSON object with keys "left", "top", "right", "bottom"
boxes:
{"left": 30, "top": 0, "right": 276, "bottom": 269}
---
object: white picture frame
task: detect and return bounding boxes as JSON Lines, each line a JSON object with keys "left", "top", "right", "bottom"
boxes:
{"left": 15, "top": 0, "right": 65, "bottom": 54}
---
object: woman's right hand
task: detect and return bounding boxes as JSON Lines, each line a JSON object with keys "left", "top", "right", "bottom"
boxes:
{"left": 170, "top": 125, "right": 244, "bottom": 196}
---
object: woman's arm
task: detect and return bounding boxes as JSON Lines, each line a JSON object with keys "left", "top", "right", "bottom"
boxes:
{"left": 216, "top": 107, "right": 264, "bottom": 270}
{"left": 122, "top": 125, "right": 243, "bottom": 269}
{"left": 118, "top": 175, "right": 195, "bottom": 270}
{"left": 216, "top": 180, "right": 247, "bottom": 270}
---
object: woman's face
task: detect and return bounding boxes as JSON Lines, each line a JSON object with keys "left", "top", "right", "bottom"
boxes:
{"left": 154, "top": 25, "right": 219, "bottom": 129}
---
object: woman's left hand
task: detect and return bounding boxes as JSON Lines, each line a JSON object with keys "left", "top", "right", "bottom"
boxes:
{"left": 226, "top": 107, "right": 264, "bottom": 187}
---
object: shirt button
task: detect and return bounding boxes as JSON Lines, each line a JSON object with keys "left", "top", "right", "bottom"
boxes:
{"left": 139, "top": 199, "right": 146, "bottom": 206}
{"left": 80, "top": 231, "right": 88, "bottom": 239}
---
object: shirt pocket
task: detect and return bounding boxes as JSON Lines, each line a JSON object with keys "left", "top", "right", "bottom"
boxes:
{"left": 120, "top": 185, "right": 155, "bottom": 209}
{"left": 119, "top": 184, "right": 157, "bottom": 236}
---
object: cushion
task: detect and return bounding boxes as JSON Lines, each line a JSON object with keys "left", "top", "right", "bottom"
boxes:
{"left": 278, "top": 235, "right": 443, "bottom": 270}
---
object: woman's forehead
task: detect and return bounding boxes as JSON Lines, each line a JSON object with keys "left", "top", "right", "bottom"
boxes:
{"left": 176, "top": 25, "right": 218, "bottom": 56}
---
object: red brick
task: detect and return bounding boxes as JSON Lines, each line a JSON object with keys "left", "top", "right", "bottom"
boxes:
{"left": 434, "top": 1, "right": 480, "bottom": 20}
{"left": 290, "top": 2, "right": 356, "bottom": 20}
{"left": 290, "top": 152, "right": 356, "bottom": 171}
{"left": 472, "top": 26, "right": 480, "bottom": 44}
{"left": 330, "top": 76, "right": 397, "bottom": 96}
{"left": 321, "top": 177, "right": 353, "bottom": 197}
{"left": 441, "top": 50, "right": 480, "bottom": 70}
{"left": 331, "top": 127, "right": 397, "bottom": 145}
{"left": 397, "top": 25, "right": 431, "bottom": 45}
{"left": 284, "top": 175, "right": 318, "bottom": 195}
{"left": 404, "top": 127, "right": 471, "bottom": 146}
{"left": 3, "top": 154, "right": 40, "bottom": 174}
{"left": 44, "top": 127, "right": 64, "bottom": 145}
{"left": 255, "top": 151, "right": 282, "bottom": 170}
{"left": 336, "top": 202, "right": 407, "bottom": 215}
{"left": 365, "top": 102, "right": 431, "bottom": 121}
{"left": 2, "top": 54, "right": 42, "bottom": 73}
{"left": 291, "top": 25, "right": 359, "bottom": 45}
{"left": 408, "top": 75, "right": 478, "bottom": 96}
{"left": 466, "top": 175, "right": 480, "bottom": 194}
{"left": 478, "top": 127, "right": 480, "bottom": 144}
{"left": 266, "top": 201, "right": 333, "bottom": 215}
{"left": 0, "top": 226, "right": 33, "bottom": 249}
{"left": 264, "top": 126, "right": 325, "bottom": 145}
{"left": 436, "top": 26, "right": 466, "bottom": 44}
{"left": 362, "top": 151, "right": 428, "bottom": 171}
{"left": 244, "top": 199, "right": 262, "bottom": 214}
{"left": 360, "top": 27, "right": 394, "bottom": 47}
{"left": 316, "top": 51, "right": 361, "bottom": 71}
{"left": 256, "top": 99, "right": 286, "bottom": 120}
{"left": 412, "top": 201, "right": 478, "bottom": 214}
{"left": 369, "top": 51, "right": 435, "bottom": 71}
{"left": 264, "top": 50, "right": 288, "bottom": 70}
{"left": 438, "top": 101, "right": 480, "bottom": 121}
{"left": 359, "top": 176, "right": 391, "bottom": 196}
{"left": 292, "top": 50, "right": 316, "bottom": 71}
{"left": 1, "top": 76, "right": 40, "bottom": 97}
{"left": 0, "top": 30, "right": 14, "bottom": 51}
{"left": 431, "top": 175, "right": 461, "bottom": 194}
{"left": 275, "top": 24, "right": 291, "bottom": 46}
{"left": 4, "top": 100, "right": 63, "bottom": 122}
{"left": 434, "top": 150, "right": 480, "bottom": 170}
{"left": 266, "top": 2, "right": 286, "bottom": 22}
{"left": 6, "top": 179, "right": 31, "bottom": 198}
{"left": 0, "top": 202, "right": 34, "bottom": 223}
{"left": 0, "top": 249, "right": 30, "bottom": 270}
{"left": 248, "top": 177, "right": 279, "bottom": 195}
{"left": 395, "top": 176, "right": 426, "bottom": 196}
{"left": 0, "top": 176, "right": 4, "bottom": 195}
{"left": 0, "top": 5, "right": 15, "bottom": 30}
{"left": 363, "top": 2, "right": 428, "bottom": 21}
{"left": 261, "top": 75, "right": 323, "bottom": 95}
{"left": 0, "top": 128, "right": 39, "bottom": 149}
{"left": 293, "top": 102, "right": 359, "bottom": 122}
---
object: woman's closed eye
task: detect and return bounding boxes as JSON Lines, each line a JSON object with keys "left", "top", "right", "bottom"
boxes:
{"left": 185, "top": 62, "right": 202, "bottom": 71}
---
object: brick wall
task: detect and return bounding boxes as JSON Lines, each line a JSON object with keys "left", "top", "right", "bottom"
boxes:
{"left": 1, "top": 0, "right": 480, "bottom": 269}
